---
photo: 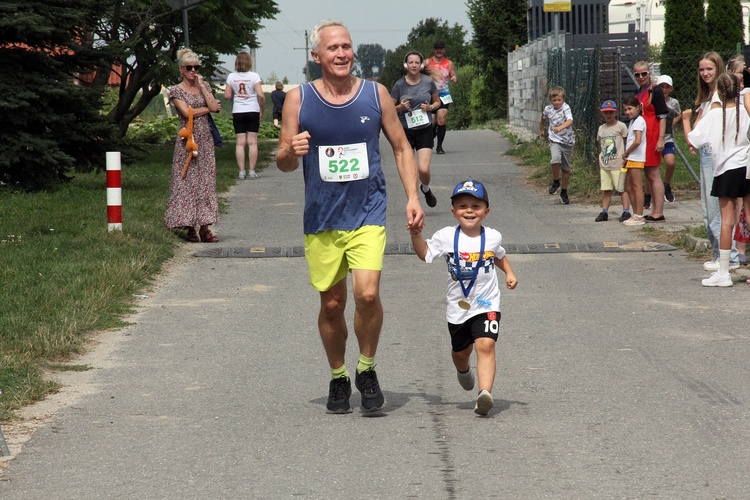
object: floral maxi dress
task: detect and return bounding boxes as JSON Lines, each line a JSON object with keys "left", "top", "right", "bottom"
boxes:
{"left": 164, "top": 83, "right": 219, "bottom": 229}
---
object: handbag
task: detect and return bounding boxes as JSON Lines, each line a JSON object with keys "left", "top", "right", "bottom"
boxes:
{"left": 207, "top": 113, "right": 223, "bottom": 148}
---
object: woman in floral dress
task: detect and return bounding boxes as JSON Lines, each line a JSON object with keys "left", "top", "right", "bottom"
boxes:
{"left": 164, "top": 48, "right": 222, "bottom": 243}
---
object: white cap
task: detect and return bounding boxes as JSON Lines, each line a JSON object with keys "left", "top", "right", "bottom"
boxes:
{"left": 656, "top": 75, "right": 673, "bottom": 87}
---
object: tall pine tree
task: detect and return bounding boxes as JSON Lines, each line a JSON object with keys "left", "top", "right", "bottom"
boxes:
{"left": 706, "top": 0, "right": 744, "bottom": 53}
{"left": 0, "top": 0, "right": 116, "bottom": 190}
{"left": 661, "top": 0, "right": 707, "bottom": 107}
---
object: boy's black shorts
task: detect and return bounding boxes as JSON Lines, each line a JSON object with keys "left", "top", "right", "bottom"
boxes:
{"left": 447, "top": 311, "right": 501, "bottom": 352}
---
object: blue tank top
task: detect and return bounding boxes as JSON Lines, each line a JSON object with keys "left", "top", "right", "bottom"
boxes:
{"left": 298, "top": 79, "right": 387, "bottom": 234}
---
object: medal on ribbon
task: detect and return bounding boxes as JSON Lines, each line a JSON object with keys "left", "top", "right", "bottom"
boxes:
{"left": 453, "top": 226, "right": 485, "bottom": 311}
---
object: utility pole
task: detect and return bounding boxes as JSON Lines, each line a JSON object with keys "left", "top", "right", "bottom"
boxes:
{"left": 165, "top": 0, "right": 207, "bottom": 48}
{"left": 294, "top": 30, "right": 310, "bottom": 82}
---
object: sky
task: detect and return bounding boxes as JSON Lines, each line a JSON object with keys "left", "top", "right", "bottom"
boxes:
{"left": 219, "top": 0, "right": 474, "bottom": 84}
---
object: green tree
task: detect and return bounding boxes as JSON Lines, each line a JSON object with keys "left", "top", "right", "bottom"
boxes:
{"left": 466, "top": 0, "right": 527, "bottom": 118}
{"left": 355, "top": 43, "right": 385, "bottom": 79}
{"left": 265, "top": 71, "right": 279, "bottom": 85}
{"left": 86, "top": 0, "right": 279, "bottom": 138}
{"left": 662, "top": 0, "right": 706, "bottom": 106}
{"left": 0, "top": 0, "right": 117, "bottom": 190}
{"left": 379, "top": 18, "right": 467, "bottom": 92}
{"left": 706, "top": 0, "right": 744, "bottom": 52}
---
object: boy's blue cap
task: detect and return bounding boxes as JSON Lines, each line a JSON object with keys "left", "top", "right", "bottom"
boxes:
{"left": 601, "top": 100, "right": 617, "bottom": 111}
{"left": 451, "top": 178, "right": 489, "bottom": 205}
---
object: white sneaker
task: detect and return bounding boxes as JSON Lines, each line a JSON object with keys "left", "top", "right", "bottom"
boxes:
{"left": 474, "top": 390, "right": 493, "bottom": 416}
{"left": 623, "top": 216, "right": 645, "bottom": 226}
{"left": 703, "top": 260, "right": 740, "bottom": 271}
{"left": 248, "top": 171, "right": 259, "bottom": 179}
{"left": 457, "top": 369, "right": 475, "bottom": 391}
{"left": 701, "top": 271, "right": 733, "bottom": 287}
{"left": 703, "top": 259, "right": 718, "bottom": 271}
{"left": 238, "top": 170, "right": 246, "bottom": 180}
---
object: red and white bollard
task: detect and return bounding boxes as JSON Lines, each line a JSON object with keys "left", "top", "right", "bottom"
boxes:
{"left": 106, "top": 151, "right": 122, "bottom": 232}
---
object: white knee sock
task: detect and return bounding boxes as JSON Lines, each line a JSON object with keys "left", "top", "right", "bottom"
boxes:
{"left": 719, "top": 249, "right": 730, "bottom": 275}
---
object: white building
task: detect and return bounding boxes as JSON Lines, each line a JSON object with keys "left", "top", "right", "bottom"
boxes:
{"left": 608, "top": 0, "right": 750, "bottom": 45}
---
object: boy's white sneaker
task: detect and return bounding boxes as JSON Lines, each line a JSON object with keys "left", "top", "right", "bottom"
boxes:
{"left": 703, "top": 259, "right": 740, "bottom": 272}
{"left": 457, "top": 369, "right": 475, "bottom": 391}
{"left": 701, "top": 272, "right": 733, "bottom": 287}
{"left": 474, "top": 390, "right": 493, "bottom": 416}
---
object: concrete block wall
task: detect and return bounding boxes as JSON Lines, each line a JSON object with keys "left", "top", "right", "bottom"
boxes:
{"left": 507, "top": 34, "right": 559, "bottom": 136}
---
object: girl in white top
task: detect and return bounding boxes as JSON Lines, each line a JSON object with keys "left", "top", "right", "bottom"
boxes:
{"left": 686, "top": 73, "right": 750, "bottom": 286}
{"left": 224, "top": 51, "right": 265, "bottom": 179}
{"left": 683, "top": 52, "right": 730, "bottom": 272}
{"left": 621, "top": 96, "right": 647, "bottom": 226}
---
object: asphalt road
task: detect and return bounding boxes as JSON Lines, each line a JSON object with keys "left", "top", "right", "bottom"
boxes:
{"left": 1, "top": 129, "right": 748, "bottom": 499}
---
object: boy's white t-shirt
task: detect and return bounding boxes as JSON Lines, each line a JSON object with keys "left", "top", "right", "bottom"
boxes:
{"left": 688, "top": 104, "right": 750, "bottom": 177}
{"left": 226, "top": 71, "right": 262, "bottom": 113}
{"left": 626, "top": 115, "right": 647, "bottom": 163}
{"left": 423, "top": 225, "right": 506, "bottom": 324}
{"left": 542, "top": 102, "right": 575, "bottom": 145}
{"left": 597, "top": 121, "right": 628, "bottom": 171}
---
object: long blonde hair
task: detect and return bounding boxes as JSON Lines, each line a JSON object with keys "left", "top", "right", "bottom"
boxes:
{"left": 696, "top": 51, "right": 725, "bottom": 106}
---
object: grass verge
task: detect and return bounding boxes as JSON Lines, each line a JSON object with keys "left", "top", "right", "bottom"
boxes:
{"left": 492, "top": 120, "right": 710, "bottom": 256}
{"left": 0, "top": 140, "right": 275, "bottom": 421}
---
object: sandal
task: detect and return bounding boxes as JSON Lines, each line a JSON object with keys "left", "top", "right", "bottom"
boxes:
{"left": 199, "top": 228, "right": 219, "bottom": 243}
{"left": 185, "top": 227, "right": 200, "bottom": 243}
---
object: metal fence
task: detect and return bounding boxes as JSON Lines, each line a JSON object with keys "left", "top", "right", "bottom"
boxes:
{"left": 538, "top": 33, "right": 648, "bottom": 168}
{"left": 546, "top": 48, "right": 600, "bottom": 164}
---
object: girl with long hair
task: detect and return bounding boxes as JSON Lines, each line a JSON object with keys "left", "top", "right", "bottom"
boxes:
{"left": 686, "top": 73, "right": 750, "bottom": 286}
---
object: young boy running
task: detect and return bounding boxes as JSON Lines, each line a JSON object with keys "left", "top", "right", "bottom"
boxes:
{"left": 410, "top": 179, "right": 518, "bottom": 416}
{"left": 539, "top": 86, "right": 575, "bottom": 204}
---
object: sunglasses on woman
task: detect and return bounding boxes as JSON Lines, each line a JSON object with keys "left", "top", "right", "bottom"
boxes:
{"left": 634, "top": 71, "right": 649, "bottom": 78}
{"left": 183, "top": 65, "right": 201, "bottom": 72}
